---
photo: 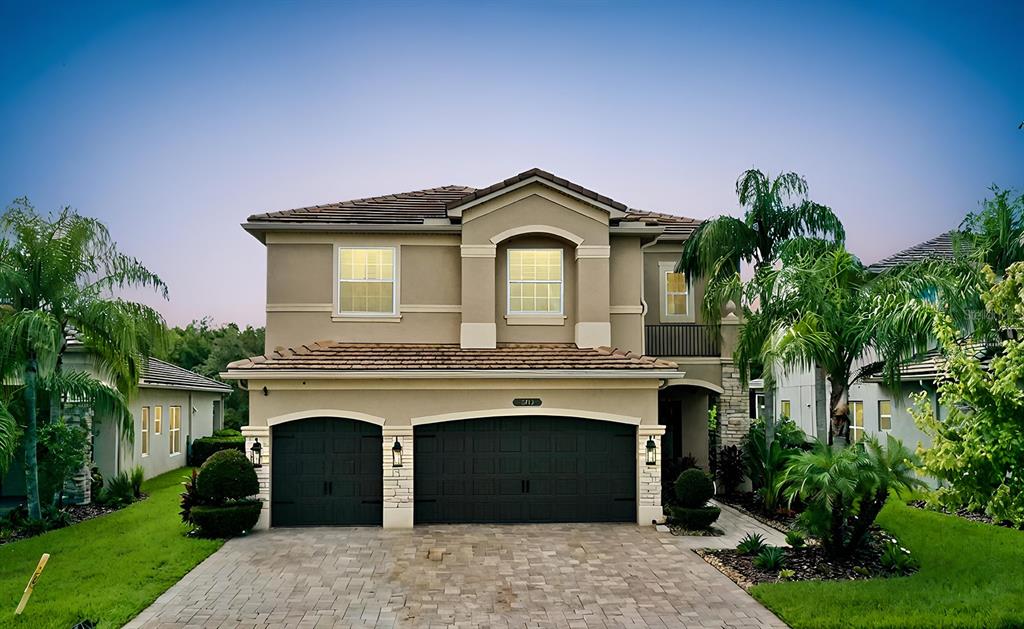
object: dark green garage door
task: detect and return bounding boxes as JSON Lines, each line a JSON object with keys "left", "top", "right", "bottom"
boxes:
{"left": 271, "top": 418, "right": 382, "bottom": 526}
{"left": 414, "top": 416, "right": 635, "bottom": 524}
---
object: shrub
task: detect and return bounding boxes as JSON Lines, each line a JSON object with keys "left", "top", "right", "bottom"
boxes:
{"left": 879, "top": 540, "right": 919, "bottom": 576}
{"left": 674, "top": 468, "right": 715, "bottom": 508}
{"left": 99, "top": 471, "right": 136, "bottom": 506}
{"left": 191, "top": 500, "right": 262, "bottom": 538}
{"left": 190, "top": 435, "right": 245, "bottom": 467}
{"left": 90, "top": 466, "right": 104, "bottom": 497}
{"left": 130, "top": 466, "right": 144, "bottom": 498}
{"left": 736, "top": 532, "right": 768, "bottom": 555}
{"left": 213, "top": 428, "right": 242, "bottom": 438}
{"left": 785, "top": 529, "right": 806, "bottom": 548}
{"left": 668, "top": 505, "right": 721, "bottom": 530}
{"left": 196, "top": 449, "right": 258, "bottom": 505}
{"left": 38, "top": 419, "right": 89, "bottom": 507}
{"left": 662, "top": 455, "right": 699, "bottom": 504}
{"left": 753, "top": 546, "right": 786, "bottom": 571}
{"left": 716, "top": 445, "right": 745, "bottom": 495}
{"left": 180, "top": 469, "right": 200, "bottom": 526}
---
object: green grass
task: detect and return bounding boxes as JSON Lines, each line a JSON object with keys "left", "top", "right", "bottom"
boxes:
{"left": 0, "top": 468, "right": 223, "bottom": 628}
{"left": 752, "top": 501, "right": 1024, "bottom": 629}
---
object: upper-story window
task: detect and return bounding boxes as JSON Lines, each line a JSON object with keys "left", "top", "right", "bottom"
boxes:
{"left": 508, "top": 249, "right": 563, "bottom": 314}
{"left": 337, "top": 247, "right": 396, "bottom": 315}
{"left": 658, "top": 261, "right": 694, "bottom": 322}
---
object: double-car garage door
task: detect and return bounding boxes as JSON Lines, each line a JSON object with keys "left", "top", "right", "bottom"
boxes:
{"left": 271, "top": 416, "right": 636, "bottom": 526}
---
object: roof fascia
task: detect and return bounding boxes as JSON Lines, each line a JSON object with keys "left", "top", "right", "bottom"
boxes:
{"left": 447, "top": 176, "right": 628, "bottom": 220}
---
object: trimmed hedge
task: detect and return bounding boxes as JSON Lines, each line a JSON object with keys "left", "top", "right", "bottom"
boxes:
{"left": 196, "top": 450, "right": 259, "bottom": 504}
{"left": 190, "top": 436, "right": 244, "bottom": 467}
{"left": 668, "top": 505, "right": 721, "bottom": 530}
{"left": 674, "top": 468, "right": 715, "bottom": 508}
{"left": 191, "top": 500, "right": 262, "bottom": 538}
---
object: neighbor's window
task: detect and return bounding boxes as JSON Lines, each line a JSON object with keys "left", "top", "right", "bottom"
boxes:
{"left": 849, "top": 401, "right": 865, "bottom": 443}
{"left": 878, "top": 400, "right": 893, "bottom": 431}
{"left": 169, "top": 406, "right": 181, "bottom": 456}
{"left": 753, "top": 393, "right": 766, "bottom": 419}
{"left": 665, "top": 271, "right": 689, "bottom": 316}
{"left": 153, "top": 405, "right": 162, "bottom": 435}
{"left": 780, "top": 400, "right": 792, "bottom": 419}
{"left": 508, "top": 249, "right": 563, "bottom": 314}
{"left": 338, "top": 247, "right": 396, "bottom": 314}
{"left": 141, "top": 407, "right": 150, "bottom": 457}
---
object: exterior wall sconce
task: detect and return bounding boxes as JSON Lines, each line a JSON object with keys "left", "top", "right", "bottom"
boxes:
{"left": 250, "top": 437, "right": 263, "bottom": 468}
{"left": 392, "top": 438, "right": 403, "bottom": 467}
{"left": 645, "top": 436, "right": 657, "bottom": 466}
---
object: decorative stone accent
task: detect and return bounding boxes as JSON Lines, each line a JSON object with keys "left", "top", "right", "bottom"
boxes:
{"left": 63, "top": 404, "right": 93, "bottom": 505}
{"left": 383, "top": 426, "right": 413, "bottom": 528}
{"left": 719, "top": 362, "right": 750, "bottom": 447}
{"left": 637, "top": 425, "right": 666, "bottom": 525}
{"left": 242, "top": 425, "right": 271, "bottom": 529}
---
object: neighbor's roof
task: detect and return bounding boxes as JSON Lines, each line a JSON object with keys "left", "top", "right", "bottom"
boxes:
{"left": 141, "top": 357, "right": 232, "bottom": 393}
{"left": 244, "top": 168, "right": 700, "bottom": 232}
{"left": 866, "top": 231, "right": 958, "bottom": 273}
{"left": 862, "top": 343, "right": 996, "bottom": 383}
{"left": 224, "top": 342, "right": 678, "bottom": 374}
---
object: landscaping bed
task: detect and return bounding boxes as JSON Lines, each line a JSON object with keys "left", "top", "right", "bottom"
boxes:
{"left": 715, "top": 492, "right": 797, "bottom": 532}
{"left": 907, "top": 500, "right": 1023, "bottom": 530}
{"left": 0, "top": 500, "right": 136, "bottom": 546}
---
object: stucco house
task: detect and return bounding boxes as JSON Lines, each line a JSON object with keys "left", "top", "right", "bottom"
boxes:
{"left": 223, "top": 168, "right": 752, "bottom": 529}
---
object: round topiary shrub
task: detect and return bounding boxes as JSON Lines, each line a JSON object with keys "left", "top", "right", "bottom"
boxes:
{"left": 196, "top": 449, "right": 259, "bottom": 505}
{"left": 191, "top": 500, "right": 263, "bottom": 538}
{"left": 668, "top": 505, "right": 721, "bottom": 530}
{"left": 674, "top": 468, "right": 715, "bottom": 508}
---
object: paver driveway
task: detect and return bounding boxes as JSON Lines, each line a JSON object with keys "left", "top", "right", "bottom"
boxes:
{"left": 129, "top": 509, "right": 787, "bottom": 628}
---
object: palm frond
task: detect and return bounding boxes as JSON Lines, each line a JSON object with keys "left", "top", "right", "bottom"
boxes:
{"left": 0, "top": 399, "right": 19, "bottom": 475}
{"left": 39, "top": 369, "right": 133, "bottom": 439}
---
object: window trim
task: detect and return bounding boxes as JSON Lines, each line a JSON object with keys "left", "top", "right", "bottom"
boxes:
{"left": 849, "top": 400, "right": 865, "bottom": 443}
{"left": 333, "top": 245, "right": 399, "bottom": 317}
{"left": 169, "top": 406, "right": 182, "bottom": 457}
{"left": 153, "top": 405, "right": 162, "bottom": 435}
{"left": 658, "top": 261, "right": 695, "bottom": 323}
{"left": 506, "top": 248, "right": 565, "bottom": 316}
{"left": 141, "top": 406, "right": 150, "bottom": 457}
{"left": 780, "top": 400, "right": 792, "bottom": 419}
{"left": 878, "top": 400, "right": 893, "bottom": 431}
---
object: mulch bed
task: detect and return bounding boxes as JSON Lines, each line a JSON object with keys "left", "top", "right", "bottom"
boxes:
{"left": 908, "top": 500, "right": 1022, "bottom": 530}
{"left": 698, "top": 528, "right": 903, "bottom": 589}
{"left": 669, "top": 524, "right": 724, "bottom": 537}
{"left": 715, "top": 492, "right": 798, "bottom": 532}
{"left": 0, "top": 497, "right": 144, "bottom": 547}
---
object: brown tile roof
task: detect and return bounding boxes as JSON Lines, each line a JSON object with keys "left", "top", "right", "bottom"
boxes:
{"left": 620, "top": 209, "right": 702, "bottom": 239}
{"left": 445, "top": 168, "right": 630, "bottom": 213}
{"left": 225, "top": 342, "right": 678, "bottom": 372}
{"left": 867, "top": 231, "right": 958, "bottom": 273}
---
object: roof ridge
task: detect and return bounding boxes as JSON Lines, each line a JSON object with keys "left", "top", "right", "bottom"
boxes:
{"left": 250, "top": 184, "right": 476, "bottom": 220}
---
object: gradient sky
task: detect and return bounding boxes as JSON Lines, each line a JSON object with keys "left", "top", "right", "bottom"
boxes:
{"left": 1, "top": 1, "right": 1021, "bottom": 327}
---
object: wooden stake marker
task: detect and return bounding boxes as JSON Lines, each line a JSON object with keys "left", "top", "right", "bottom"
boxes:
{"left": 15, "top": 553, "right": 49, "bottom": 615}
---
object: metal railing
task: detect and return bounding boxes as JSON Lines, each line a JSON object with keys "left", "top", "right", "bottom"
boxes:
{"left": 644, "top": 324, "right": 720, "bottom": 357}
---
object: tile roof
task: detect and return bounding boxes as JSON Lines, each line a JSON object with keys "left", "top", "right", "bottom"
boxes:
{"left": 620, "top": 209, "right": 702, "bottom": 239}
{"left": 141, "top": 357, "right": 233, "bottom": 392}
{"left": 867, "top": 231, "right": 958, "bottom": 273}
{"left": 445, "top": 168, "right": 629, "bottom": 213}
{"left": 225, "top": 342, "right": 679, "bottom": 373}
{"left": 862, "top": 343, "right": 996, "bottom": 382}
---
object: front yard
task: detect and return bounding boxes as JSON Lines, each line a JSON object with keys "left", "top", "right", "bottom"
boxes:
{"left": 0, "top": 468, "right": 222, "bottom": 628}
{"left": 751, "top": 500, "right": 1024, "bottom": 629}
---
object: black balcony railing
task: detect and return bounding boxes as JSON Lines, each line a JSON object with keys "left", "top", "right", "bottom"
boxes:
{"left": 645, "top": 324, "right": 720, "bottom": 357}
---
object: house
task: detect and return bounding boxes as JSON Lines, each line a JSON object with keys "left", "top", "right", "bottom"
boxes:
{"left": 222, "top": 168, "right": 751, "bottom": 529}
{"left": 757, "top": 231, "right": 959, "bottom": 447}
{"left": 0, "top": 350, "right": 231, "bottom": 507}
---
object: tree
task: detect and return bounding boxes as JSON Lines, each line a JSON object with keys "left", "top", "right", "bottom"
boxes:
{"left": 0, "top": 199, "right": 166, "bottom": 519}
{"left": 956, "top": 185, "right": 1024, "bottom": 278}
{"left": 911, "top": 263, "right": 1024, "bottom": 526}
{"left": 748, "top": 245, "right": 974, "bottom": 445}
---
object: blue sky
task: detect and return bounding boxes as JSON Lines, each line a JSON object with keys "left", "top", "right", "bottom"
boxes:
{"left": 1, "top": 0, "right": 1021, "bottom": 326}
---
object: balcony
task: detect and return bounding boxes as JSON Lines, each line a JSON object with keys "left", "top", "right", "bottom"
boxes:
{"left": 644, "top": 324, "right": 720, "bottom": 357}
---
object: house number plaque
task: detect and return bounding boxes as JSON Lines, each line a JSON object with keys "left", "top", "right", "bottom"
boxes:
{"left": 513, "top": 398, "right": 542, "bottom": 407}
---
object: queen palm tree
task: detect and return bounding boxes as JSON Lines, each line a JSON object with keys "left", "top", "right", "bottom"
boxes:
{"left": 0, "top": 199, "right": 167, "bottom": 519}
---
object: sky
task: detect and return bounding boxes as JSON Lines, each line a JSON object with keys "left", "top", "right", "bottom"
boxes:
{"left": 1, "top": 0, "right": 1021, "bottom": 327}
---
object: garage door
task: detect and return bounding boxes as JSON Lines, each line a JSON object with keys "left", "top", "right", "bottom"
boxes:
{"left": 271, "top": 417, "right": 382, "bottom": 526}
{"left": 414, "top": 416, "right": 635, "bottom": 524}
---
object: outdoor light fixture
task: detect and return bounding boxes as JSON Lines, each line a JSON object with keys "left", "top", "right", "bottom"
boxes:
{"left": 249, "top": 437, "right": 263, "bottom": 468}
{"left": 645, "top": 436, "right": 657, "bottom": 466}
{"left": 392, "top": 438, "right": 403, "bottom": 467}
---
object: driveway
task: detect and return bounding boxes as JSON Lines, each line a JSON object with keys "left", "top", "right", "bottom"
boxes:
{"left": 128, "top": 506, "right": 787, "bottom": 628}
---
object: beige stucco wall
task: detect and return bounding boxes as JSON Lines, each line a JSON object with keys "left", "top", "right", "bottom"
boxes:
{"left": 494, "top": 235, "right": 576, "bottom": 344}
{"left": 642, "top": 244, "right": 708, "bottom": 326}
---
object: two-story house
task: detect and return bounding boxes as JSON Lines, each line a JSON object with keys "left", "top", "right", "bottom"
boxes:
{"left": 223, "top": 169, "right": 749, "bottom": 529}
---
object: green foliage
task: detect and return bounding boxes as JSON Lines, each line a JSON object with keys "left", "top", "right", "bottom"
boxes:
{"left": 190, "top": 500, "right": 262, "bottom": 538}
{"left": 130, "top": 465, "right": 144, "bottom": 498}
{"left": 879, "top": 538, "right": 919, "bottom": 576}
{"left": 784, "top": 530, "right": 806, "bottom": 548}
{"left": 212, "top": 428, "right": 242, "bottom": 438}
{"left": 716, "top": 445, "right": 745, "bottom": 494}
{"left": 911, "top": 263, "right": 1024, "bottom": 526}
{"left": 37, "top": 418, "right": 88, "bottom": 506}
{"left": 674, "top": 468, "right": 715, "bottom": 508}
{"left": 99, "top": 470, "right": 136, "bottom": 506}
{"left": 736, "top": 532, "right": 768, "bottom": 556}
{"left": 195, "top": 449, "right": 258, "bottom": 504}
{"left": 754, "top": 546, "right": 786, "bottom": 571}
{"left": 668, "top": 506, "right": 721, "bottom": 530}
{"left": 190, "top": 435, "right": 245, "bottom": 467}
{"left": 179, "top": 468, "right": 200, "bottom": 526}
{"left": 955, "top": 185, "right": 1024, "bottom": 277}
{"left": 742, "top": 418, "right": 806, "bottom": 511}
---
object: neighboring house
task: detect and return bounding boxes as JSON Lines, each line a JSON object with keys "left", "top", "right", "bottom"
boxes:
{"left": 222, "top": 168, "right": 751, "bottom": 529}
{"left": 757, "top": 231, "right": 959, "bottom": 448}
{"left": 0, "top": 348, "right": 231, "bottom": 506}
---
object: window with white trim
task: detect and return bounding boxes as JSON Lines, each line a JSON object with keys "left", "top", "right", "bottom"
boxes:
{"left": 508, "top": 249, "right": 563, "bottom": 314}
{"left": 780, "top": 400, "right": 792, "bottom": 419}
{"left": 849, "top": 401, "right": 865, "bottom": 443}
{"left": 141, "top": 407, "right": 150, "bottom": 457}
{"left": 665, "top": 271, "right": 689, "bottom": 316}
{"left": 878, "top": 400, "right": 892, "bottom": 431}
{"left": 169, "top": 406, "right": 181, "bottom": 456}
{"left": 337, "top": 247, "right": 396, "bottom": 314}
{"left": 153, "top": 405, "right": 162, "bottom": 435}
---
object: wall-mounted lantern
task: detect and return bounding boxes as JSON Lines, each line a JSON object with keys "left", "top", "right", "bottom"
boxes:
{"left": 250, "top": 437, "right": 263, "bottom": 468}
{"left": 392, "top": 438, "right": 403, "bottom": 467}
{"left": 645, "top": 436, "right": 657, "bottom": 466}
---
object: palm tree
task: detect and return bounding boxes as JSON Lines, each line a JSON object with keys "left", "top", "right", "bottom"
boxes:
{"left": 0, "top": 199, "right": 167, "bottom": 519}
{"left": 956, "top": 185, "right": 1024, "bottom": 278}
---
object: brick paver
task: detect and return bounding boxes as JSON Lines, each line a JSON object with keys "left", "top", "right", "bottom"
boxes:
{"left": 128, "top": 512, "right": 787, "bottom": 628}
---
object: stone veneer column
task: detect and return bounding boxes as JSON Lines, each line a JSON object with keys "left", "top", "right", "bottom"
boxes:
{"left": 383, "top": 426, "right": 413, "bottom": 528}
{"left": 637, "top": 425, "right": 666, "bottom": 525}
{"left": 574, "top": 246, "right": 612, "bottom": 348}
{"left": 242, "top": 425, "right": 271, "bottom": 530}
{"left": 718, "top": 361, "right": 750, "bottom": 447}
{"left": 460, "top": 245, "right": 497, "bottom": 348}
{"left": 62, "top": 404, "right": 93, "bottom": 505}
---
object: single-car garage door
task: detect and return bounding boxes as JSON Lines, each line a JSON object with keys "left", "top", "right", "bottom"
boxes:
{"left": 271, "top": 417, "right": 382, "bottom": 526}
{"left": 414, "top": 416, "right": 635, "bottom": 524}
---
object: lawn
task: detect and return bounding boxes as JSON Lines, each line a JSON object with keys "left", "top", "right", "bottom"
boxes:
{"left": 0, "top": 468, "right": 223, "bottom": 628}
{"left": 752, "top": 500, "right": 1024, "bottom": 629}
